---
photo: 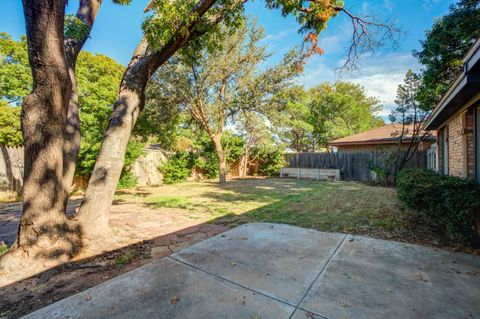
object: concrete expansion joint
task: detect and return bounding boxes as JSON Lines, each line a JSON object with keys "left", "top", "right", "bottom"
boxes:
{"left": 288, "top": 233, "right": 348, "bottom": 319}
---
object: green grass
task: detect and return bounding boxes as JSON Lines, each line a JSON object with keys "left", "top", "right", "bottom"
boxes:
{"left": 0, "top": 191, "right": 20, "bottom": 203}
{"left": 113, "top": 178, "right": 411, "bottom": 237}
{"left": 114, "top": 249, "right": 136, "bottom": 266}
{"left": 0, "top": 244, "right": 9, "bottom": 256}
{"left": 145, "top": 196, "right": 193, "bottom": 209}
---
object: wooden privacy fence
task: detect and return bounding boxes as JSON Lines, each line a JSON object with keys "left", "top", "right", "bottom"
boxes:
{"left": 0, "top": 147, "right": 24, "bottom": 193}
{"left": 283, "top": 151, "right": 427, "bottom": 181}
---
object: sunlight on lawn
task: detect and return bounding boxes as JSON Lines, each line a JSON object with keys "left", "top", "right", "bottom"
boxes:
{"left": 113, "top": 178, "right": 409, "bottom": 236}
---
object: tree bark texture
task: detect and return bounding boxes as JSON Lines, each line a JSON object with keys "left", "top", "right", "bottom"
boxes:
{"left": 0, "top": 0, "right": 78, "bottom": 277}
{"left": 212, "top": 134, "right": 228, "bottom": 184}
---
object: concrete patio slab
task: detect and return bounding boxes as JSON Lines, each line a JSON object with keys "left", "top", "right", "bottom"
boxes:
{"left": 23, "top": 257, "right": 295, "bottom": 319}
{"left": 299, "top": 235, "right": 480, "bottom": 319}
{"left": 22, "top": 223, "right": 480, "bottom": 319}
{"left": 172, "top": 223, "right": 346, "bottom": 305}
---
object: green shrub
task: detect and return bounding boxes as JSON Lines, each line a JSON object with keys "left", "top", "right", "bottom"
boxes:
{"left": 256, "top": 148, "right": 285, "bottom": 176}
{"left": 117, "top": 171, "right": 138, "bottom": 189}
{"left": 397, "top": 169, "right": 480, "bottom": 242}
{"left": 160, "top": 151, "right": 193, "bottom": 184}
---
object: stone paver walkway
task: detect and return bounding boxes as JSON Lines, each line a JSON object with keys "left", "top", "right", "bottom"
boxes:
{"left": 0, "top": 201, "right": 80, "bottom": 245}
{"left": 24, "top": 223, "right": 480, "bottom": 319}
{"left": 0, "top": 199, "right": 228, "bottom": 251}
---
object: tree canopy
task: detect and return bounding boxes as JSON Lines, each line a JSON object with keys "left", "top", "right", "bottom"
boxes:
{"left": 309, "top": 82, "right": 384, "bottom": 150}
{"left": 414, "top": 0, "right": 480, "bottom": 110}
{"left": 0, "top": 33, "right": 142, "bottom": 185}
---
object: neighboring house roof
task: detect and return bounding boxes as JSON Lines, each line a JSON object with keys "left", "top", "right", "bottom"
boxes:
{"left": 329, "top": 123, "right": 433, "bottom": 147}
{"left": 425, "top": 38, "right": 480, "bottom": 130}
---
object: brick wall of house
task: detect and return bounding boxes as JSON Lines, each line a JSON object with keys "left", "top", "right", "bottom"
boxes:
{"left": 448, "top": 112, "right": 466, "bottom": 177}
{"left": 438, "top": 109, "right": 475, "bottom": 178}
{"left": 466, "top": 109, "right": 475, "bottom": 178}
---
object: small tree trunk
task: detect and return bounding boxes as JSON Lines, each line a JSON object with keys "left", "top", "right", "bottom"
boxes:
{"left": 212, "top": 134, "right": 228, "bottom": 184}
{"left": 240, "top": 145, "right": 249, "bottom": 178}
{"left": 62, "top": 0, "right": 102, "bottom": 190}
{"left": 62, "top": 68, "right": 81, "bottom": 191}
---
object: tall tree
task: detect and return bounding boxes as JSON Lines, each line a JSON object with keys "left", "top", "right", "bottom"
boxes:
{"left": 414, "top": 0, "right": 480, "bottom": 110}
{"left": 309, "top": 81, "right": 384, "bottom": 150}
{"left": 8, "top": 0, "right": 75, "bottom": 277}
{"left": 145, "top": 21, "right": 299, "bottom": 183}
{"left": 389, "top": 70, "right": 429, "bottom": 172}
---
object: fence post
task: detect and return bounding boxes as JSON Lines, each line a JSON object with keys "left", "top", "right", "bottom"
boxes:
{"left": 280, "top": 168, "right": 283, "bottom": 178}
{"left": 297, "top": 167, "right": 300, "bottom": 179}
{"left": 316, "top": 168, "right": 319, "bottom": 180}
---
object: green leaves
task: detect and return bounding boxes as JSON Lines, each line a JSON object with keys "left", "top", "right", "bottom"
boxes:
{"left": 64, "top": 14, "right": 90, "bottom": 41}
{"left": 112, "top": 0, "right": 132, "bottom": 5}
{"left": 0, "top": 102, "right": 22, "bottom": 147}
{"left": 0, "top": 33, "right": 31, "bottom": 104}
{"left": 142, "top": 0, "right": 197, "bottom": 50}
{"left": 414, "top": 0, "right": 480, "bottom": 110}
{"left": 271, "top": 82, "right": 383, "bottom": 151}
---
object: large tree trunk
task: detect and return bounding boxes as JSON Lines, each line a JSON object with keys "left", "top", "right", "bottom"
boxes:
{"left": 212, "top": 134, "right": 228, "bottom": 184}
{"left": 75, "top": 38, "right": 158, "bottom": 246}
{"left": 0, "top": 0, "right": 77, "bottom": 282}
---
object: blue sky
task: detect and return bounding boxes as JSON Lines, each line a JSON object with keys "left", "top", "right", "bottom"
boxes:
{"left": 0, "top": 0, "right": 455, "bottom": 117}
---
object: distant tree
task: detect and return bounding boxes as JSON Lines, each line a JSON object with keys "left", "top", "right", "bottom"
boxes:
{"left": 235, "top": 111, "right": 275, "bottom": 177}
{"left": 371, "top": 70, "right": 430, "bottom": 184}
{"left": 270, "top": 86, "right": 315, "bottom": 152}
{"left": 309, "top": 82, "right": 384, "bottom": 150}
{"left": 389, "top": 70, "right": 429, "bottom": 172}
{"left": 414, "top": 0, "right": 480, "bottom": 110}
{"left": 0, "top": 33, "right": 32, "bottom": 104}
{"left": 0, "top": 101, "right": 22, "bottom": 148}
{"left": 0, "top": 33, "right": 30, "bottom": 148}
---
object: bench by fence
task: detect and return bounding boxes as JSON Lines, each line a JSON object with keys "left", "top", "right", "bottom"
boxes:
{"left": 280, "top": 168, "right": 341, "bottom": 181}
{"left": 282, "top": 151, "right": 427, "bottom": 182}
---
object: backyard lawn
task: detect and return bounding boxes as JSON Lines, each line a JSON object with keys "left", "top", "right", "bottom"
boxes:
{"left": 113, "top": 177, "right": 442, "bottom": 246}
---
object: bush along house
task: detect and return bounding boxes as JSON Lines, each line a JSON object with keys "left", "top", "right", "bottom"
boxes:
{"left": 424, "top": 38, "right": 480, "bottom": 182}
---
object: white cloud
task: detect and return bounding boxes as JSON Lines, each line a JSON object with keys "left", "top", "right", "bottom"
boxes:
{"left": 263, "top": 29, "right": 296, "bottom": 42}
{"left": 383, "top": 0, "right": 394, "bottom": 12}
{"left": 297, "top": 53, "right": 421, "bottom": 118}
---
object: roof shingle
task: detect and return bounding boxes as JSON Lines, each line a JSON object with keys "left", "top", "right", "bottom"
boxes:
{"left": 329, "top": 123, "right": 432, "bottom": 146}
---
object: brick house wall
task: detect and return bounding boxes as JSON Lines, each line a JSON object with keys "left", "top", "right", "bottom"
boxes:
{"left": 437, "top": 108, "right": 475, "bottom": 178}
{"left": 466, "top": 109, "right": 475, "bottom": 178}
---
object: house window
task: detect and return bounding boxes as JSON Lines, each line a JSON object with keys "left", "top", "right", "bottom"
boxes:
{"left": 427, "top": 143, "right": 438, "bottom": 172}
